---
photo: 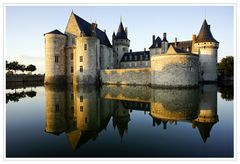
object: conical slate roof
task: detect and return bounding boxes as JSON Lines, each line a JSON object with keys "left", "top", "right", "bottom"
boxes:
{"left": 44, "top": 29, "right": 65, "bottom": 36}
{"left": 115, "top": 22, "right": 128, "bottom": 40}
{"left": 149, "top": 36, "right": 162, "bottom": 49}
{"left": 196, "top": 19, "right": 218, "bottom": 43}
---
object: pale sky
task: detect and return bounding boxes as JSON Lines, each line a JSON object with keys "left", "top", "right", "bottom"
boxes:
{"left": 5, "top": 5, "right": 234, "bottom": 74}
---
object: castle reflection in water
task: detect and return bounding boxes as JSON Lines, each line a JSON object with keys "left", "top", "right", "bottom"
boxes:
{"left": 45, "top": 84, "right": 218, "bottom": 150}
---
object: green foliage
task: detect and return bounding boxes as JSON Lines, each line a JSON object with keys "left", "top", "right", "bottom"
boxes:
{"left": 6, "top": 60, "right": 36, "bottom": 74}
{"left": 218, "top": 56, "right": 233, "bottom": 77}
{"left": 26, "top": 64, "right": 37, "bottom": 73}
{"left": 218, "top": 85, "right": 233, "bottom": 101}
{"left": 6, "top": 90, "right": 37, "bottom": 103}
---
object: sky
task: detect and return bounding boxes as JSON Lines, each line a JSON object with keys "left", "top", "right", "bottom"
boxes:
{"left": 5, "top": 5, "right": 234, "bottom": 74}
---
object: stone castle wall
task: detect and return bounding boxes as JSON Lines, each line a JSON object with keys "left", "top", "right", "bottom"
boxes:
{"left": 100, "top": 68, "right": 151, "bottom": 86}
{"left": 194, "top": 42, "right": 218, "bottom": 82}
{"left": 44, "top": 34, "right": 66, "bottom": 84}
{"left": 100, "top": 45, "right": 114, "bottom": 69}
{"left": 74, "top": 37, "right": 100, "bottom": 85}
{"left": 151, "top": 54, "right": 199, "bottom": 87}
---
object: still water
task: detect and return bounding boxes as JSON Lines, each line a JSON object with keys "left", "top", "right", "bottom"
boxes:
{"left": 6, "top": 84, "right": 233, "bottom": 158}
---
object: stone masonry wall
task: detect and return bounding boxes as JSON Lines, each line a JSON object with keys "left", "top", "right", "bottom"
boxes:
{"left": 151, "top": 54, "right": 199, "bottom": 87}
{"left": 100, "top": 68, "right": 151, "bottom": 86}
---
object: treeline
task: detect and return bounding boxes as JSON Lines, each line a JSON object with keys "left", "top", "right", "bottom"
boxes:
{"left": 217, "top": 56, "right": 233, "bottom": 77}
{"left": 6, "top": 90, "right": 37, "bottom": 103}
{"left": 6, "top": 61, "right": 36, "bottom": 74}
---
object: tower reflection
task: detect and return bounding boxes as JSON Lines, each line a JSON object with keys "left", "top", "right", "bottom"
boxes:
{"left": 44, "top": 84, "right": 219, "bottom": 150}
{"left": 193, "top": 85, "right": 218, "bottom": 142}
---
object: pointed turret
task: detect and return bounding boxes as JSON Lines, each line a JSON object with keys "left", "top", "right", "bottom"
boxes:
{"left": 115, "top": 21, "right": 128, "bottom": 40}
{"left": 194, "top": 19, "right": 219, "bottom": 82}
{"left": 112, "top": 19, "right": 130, "bottom": 68}
{"left": 196, "top": 19, "right": 218, "bottom": 43}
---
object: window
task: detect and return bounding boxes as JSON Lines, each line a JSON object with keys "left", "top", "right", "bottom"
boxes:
{"left": 84, "top": 44, "right": 87, "bottom": 50}
{"left": 80, "top": 66, "right": 83, "bottom": 72}
{"left": 55, "top": 56, "right": 59, "bottom": 63}
{"left": 85, "top": 117, "right": 88, "bottom": 123}
{"left": 71, "top": 53, "right": 73, "bottom": 60}
{"left": 80, "top": 106, "right": 83, "bottom": 112}
{"left": 80, "top": 56, "right": 83, "bottom": 62}
{"left": 80, "top": 96, "right": 83, "bottom": 102}
{"left": 134, "top": 56, "right": 137, "bottom": 61}
{"left": 71, "top": 66, "right": 73, "bottom": 73}
{"left": 55, "top": 104, "right": 59, "bottom": 112}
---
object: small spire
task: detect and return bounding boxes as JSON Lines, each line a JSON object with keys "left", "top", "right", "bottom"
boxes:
{"left": 120, "top": 16, "right": 122, "bottom": 22}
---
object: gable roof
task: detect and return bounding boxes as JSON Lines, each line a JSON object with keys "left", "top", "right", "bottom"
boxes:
{"left": 169, "top": 40, "right": 192, "bottom": 52}
{"left": 115, "top": 21, "right": 128, "bottom": 40}
{"left": 166, "top": 44, "right": 189, "bottom": 54}
{"left": 72, "top": 13, "right": 112, "bottom": 47}
{"left": 196, "top": 19, "right": 218, "bottom": 43}
{"left": 149, "top": 36, "right": 162, "bottom": 49}
{"left": 44, "top": 29, "right": 66, "bottom": 36}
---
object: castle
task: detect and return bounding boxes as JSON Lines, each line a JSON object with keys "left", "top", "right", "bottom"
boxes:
{"left": 44, "top": 12, "right": 219, "bottom": 87}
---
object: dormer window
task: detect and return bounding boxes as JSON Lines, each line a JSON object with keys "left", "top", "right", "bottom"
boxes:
{"left": 134, "top": 55, "right": 137, "bottom": 60}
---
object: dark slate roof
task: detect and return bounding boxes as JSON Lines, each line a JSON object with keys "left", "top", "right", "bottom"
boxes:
{"left": 120, "top": 51, "right": 150, "bottom": 62}
{"left": 149, "top": 36, "right": 162, "bottom": 49}
{"left": 167, "top": 44, "right": 190, "bottom": 54}
{"left": 115, "top": 22, "right": 128, "bottom": 40}
{"left": 73, "top": 13, "right": 112, "bottom": 47}
{"left": 195, "top": 122, "right": 216, "bottom": 143}
{"left": 44, "top": 29, "right": 66, "bottom": 36}
{"left": 196, "top": 19, "right": 218, "bottom": 43}
{"left": 162, "top": 37, "right": 168, "bottom": 42}
{"left": 169, "top": 40, "right": 192, "bottom": 52}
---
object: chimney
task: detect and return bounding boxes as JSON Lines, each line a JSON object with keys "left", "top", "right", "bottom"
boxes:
{"left": 163, "top": 33, "right": 167, "bottom": 39}
{"left": 152, "top": 35, "right": 155, "bottom": 44}
{"left": 125, "top": 27, "right": 128, "bottom": 37}
{"left": 192, "top": 34, "right": 196, "bottom": 42}
{"left": 174, "top": 37, "right": 177, "bottom": 47}
{"left": 144, "top": 48, "right": 146, "bottom": 52}
{"left": 130, "top": 49, "right": 132, "bottom": 53}
{"left": 91, "top": 23, "right": 97, "bottom": 36}
{"left": 208, "top": 25, "right": 210, "bottom": 30}
{"left": 104, "top": 29, "right": 106, "bottom": 33}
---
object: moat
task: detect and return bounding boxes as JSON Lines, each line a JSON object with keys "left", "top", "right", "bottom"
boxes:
{"left": 6, "top": 84, "right": 233, "bottom": 157}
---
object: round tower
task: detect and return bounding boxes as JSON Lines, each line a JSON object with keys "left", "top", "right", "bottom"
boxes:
{"left": 45, "top": 85, "right": 67, "bottom": 135}
{"left": 194, "top": 19, "right": 219, "bottom": 82}
{"left": 44, "top": 29, "right": 67, "bottom": 84}
{"left": 112, "top": 21, "right": 130, "bottom": 68}
{"left": 193, "top": 85, "right": 218, "bottom": 143}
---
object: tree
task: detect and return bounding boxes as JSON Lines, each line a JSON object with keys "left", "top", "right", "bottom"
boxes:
{"left": 218, "top": 56, "right": 233, "bottom": 77}
{"left": 19, "top": 64, "right": 26, "bottom": 74}
{"left": 26, "top": 64, "right": 36, "bottom": 74}
{"left": 8, "top": 61, "right": 20, "bottom": 74}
